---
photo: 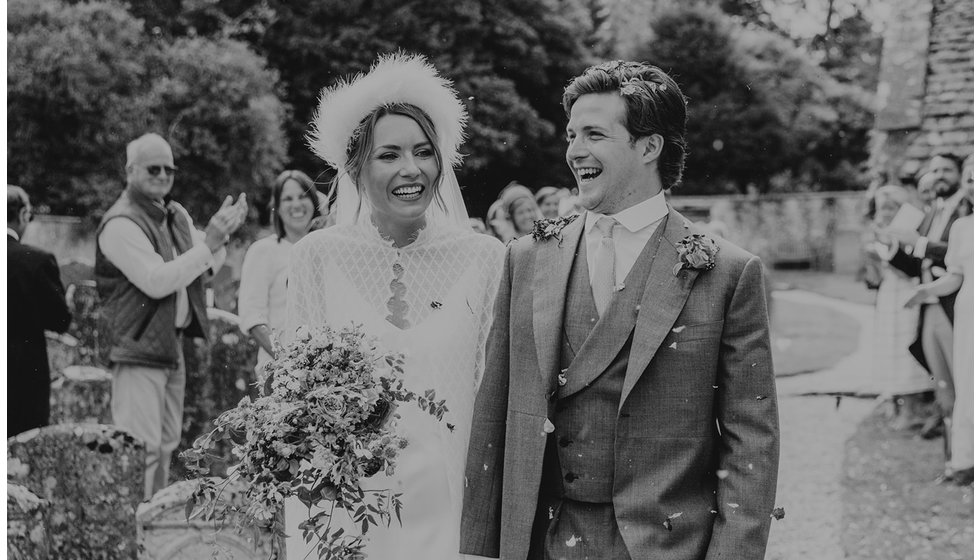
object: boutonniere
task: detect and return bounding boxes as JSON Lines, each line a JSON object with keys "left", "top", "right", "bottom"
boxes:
{"left": 532, "top": 215, "right": 579, "bottom": 242}
{"left": 672, "top": 233, "right": 719, "bottom": 276}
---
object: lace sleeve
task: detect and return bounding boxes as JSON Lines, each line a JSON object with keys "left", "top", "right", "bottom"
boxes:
{"left": 284, "top": 231, "right": 329, "bottom": 344}
{"left": 473, "top": 237, "right": 506, "bottom": 388}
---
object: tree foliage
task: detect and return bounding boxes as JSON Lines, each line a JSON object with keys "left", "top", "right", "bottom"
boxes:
{"left": 121, "top": 0, "right": 593, "bottom": 215}
{"left": 633, "top": 2, "right": 873, "bottom": 194}
{"left": 10, "top": 0, "right": 881, "bottom": 217}
{"left": 7, "top": 0, "right": 288, "bottom": 222}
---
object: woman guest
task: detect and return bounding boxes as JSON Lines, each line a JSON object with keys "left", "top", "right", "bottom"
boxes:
{"left": 238, "top": 170, "right": 322, "bottom": 374}
{"left": 486, "top": 198, "right": 517, "bottom": 242}
{"left": 906, "top": 155, "right": 974, "bottom": 485}
{"left": 866, "top": 185, "right": 932, "bottom": 424}
{"left": 535, "top": 186, "right": 562, "bottom": 219}
{"left": 285, "top": 53, "right": 504, "bottom": 559}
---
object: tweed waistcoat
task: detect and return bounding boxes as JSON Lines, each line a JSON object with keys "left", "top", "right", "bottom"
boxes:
{"left": 550, "top": 230, "right": 657, "bottom": 502}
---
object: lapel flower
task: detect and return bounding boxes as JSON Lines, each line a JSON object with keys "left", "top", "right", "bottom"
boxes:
{"left": 672, "top": 233, "right": 719, "bottom": 276}
{"left": 531, "top": 214, "right": 579, "bottom": 242}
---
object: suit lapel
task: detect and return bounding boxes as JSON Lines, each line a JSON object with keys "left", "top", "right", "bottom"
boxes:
{"left": 619, "top": 208, "right": 700, "bottom": 409}
{"left": 557, "top": 218, "right": 667, "bottom": 399}
{"left": 532, "top": 215, "right": 585, "bottom": 395}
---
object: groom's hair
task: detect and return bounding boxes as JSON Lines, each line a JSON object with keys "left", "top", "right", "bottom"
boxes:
{"left": 562, "top": 61, "right": 688, "bottom": 190}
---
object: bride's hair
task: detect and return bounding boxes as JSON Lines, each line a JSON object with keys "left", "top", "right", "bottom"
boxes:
{"left": 332, "top": 102, "right": 448, "bottom": 215}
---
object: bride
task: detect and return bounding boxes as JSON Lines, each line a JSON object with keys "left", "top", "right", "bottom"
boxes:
{"left": 284, "top": 54, "right": 505, "bottom": 559}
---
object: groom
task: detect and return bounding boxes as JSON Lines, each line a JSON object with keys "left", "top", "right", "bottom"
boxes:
{"left": 461, "top": 61, "right": 779, "bottom": 559}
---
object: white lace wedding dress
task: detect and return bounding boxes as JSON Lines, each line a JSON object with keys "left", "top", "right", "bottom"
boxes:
{"left": 283, "top": 222, "right": 504, "bottom": 560}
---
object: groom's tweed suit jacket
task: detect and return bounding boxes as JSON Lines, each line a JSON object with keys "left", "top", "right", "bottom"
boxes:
{"left": 461, "top": 207, "right": 780, "bottom": 560}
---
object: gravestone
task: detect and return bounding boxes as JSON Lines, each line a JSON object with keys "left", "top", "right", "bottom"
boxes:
{"left": 7, "top": 424, "right": 145, "bottom": 559}
{"left": 7, "top": 482, "right": 50, "bottom": 560}
{"left": 50, "top": 365, "right": 113, "bottom": 424}
{"left": 136, "top": 479, "right": 278, "bottom": 559}
{"left": 46, "top": 331, "right": 80, "bottom": 380}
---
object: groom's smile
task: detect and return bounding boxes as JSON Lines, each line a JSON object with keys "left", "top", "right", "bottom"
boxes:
{"left": 565, "top": 92, "right": 654, "bottom": 215}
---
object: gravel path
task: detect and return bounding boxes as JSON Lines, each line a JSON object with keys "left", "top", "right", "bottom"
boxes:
{"left": 765, "top": 291, "right": 878, "bottom": 559}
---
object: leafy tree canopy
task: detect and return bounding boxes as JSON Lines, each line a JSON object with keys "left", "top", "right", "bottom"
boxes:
{"left": 633, "top": 2, "right": 873, "bottom": 194}
{"left": 8, "top": 0, "right": 288, "bottom": 222}
{"left": 121, "top": 0, "right": 594, "bottom": 216}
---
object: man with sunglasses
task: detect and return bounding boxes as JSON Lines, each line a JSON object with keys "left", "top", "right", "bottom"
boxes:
{"left": 95, "top": 133, "right": 247, "bottom": 499}
{"left": 7, "top": 185, "right": 72, "bottom": 437}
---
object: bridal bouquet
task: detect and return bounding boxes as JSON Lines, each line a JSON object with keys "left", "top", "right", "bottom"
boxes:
{"left": 182, "top": 323, "right": 448, "bottom": 559}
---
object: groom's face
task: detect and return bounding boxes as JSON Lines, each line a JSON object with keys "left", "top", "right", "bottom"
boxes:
{"left": 565, "top": 93, "right": 648, "bottom": 215}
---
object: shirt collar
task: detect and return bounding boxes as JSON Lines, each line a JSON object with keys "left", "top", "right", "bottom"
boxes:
{"left": 7, "top": 228, "right": 20, "bottom": 241}
{"left": 586, "top": 191, "right": 668, "bottom": 233}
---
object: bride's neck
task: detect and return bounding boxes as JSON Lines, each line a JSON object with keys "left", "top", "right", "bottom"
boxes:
{"left": 372, "top": 214, "right": 427, "bottom": 248}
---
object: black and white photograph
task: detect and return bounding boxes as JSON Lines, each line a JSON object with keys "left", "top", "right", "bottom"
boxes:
{"left": 5, "top": 0, "right": 973, "bottom": 558}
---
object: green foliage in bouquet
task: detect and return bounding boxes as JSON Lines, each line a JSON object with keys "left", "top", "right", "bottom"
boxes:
{"left": 173, "top": 309, "right": 259, "bottom": 481}
{"left": 182, "top": 324, "right": 448, "bottom": 560}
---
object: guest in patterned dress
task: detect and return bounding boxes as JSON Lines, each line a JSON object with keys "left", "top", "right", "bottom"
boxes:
{"left": 906, "top": 155, "right": 974, "bottom": 485}
{"left": 865, "top": 185, "right": 932, "bottom": 425}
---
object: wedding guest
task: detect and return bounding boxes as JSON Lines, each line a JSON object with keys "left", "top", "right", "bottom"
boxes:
{"left": 486, "top": 198, "right": 517, "bottom": 243}
{"left": 96, "top": 133, "right": 247, "bottom": 498}
{"left": 238, "top": 170, "right": 322, "bottom": 376}
{"left": 880, "top": 153, "right": 963, "bottom": 440}
{"left": 905, "top": 155, "right": 974, "bottom": 484}
{"left": 535, "top": 186, "right": 562, "bottom": 219}
{"left": 505, "top": 193, "right": 541, "bottom": 237}
{"left": 7, "top": 185, "right": 72, "bottom": 437}
{"left": 468, "top": 216, "right": 490, "bottom": 235}
{"left": 866, "top": 186, "right": 932, "bottom": 426}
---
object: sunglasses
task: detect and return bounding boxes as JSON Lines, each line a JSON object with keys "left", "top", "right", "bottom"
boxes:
{"left": 146, "top": 165, "right": 177, "bottom": 178}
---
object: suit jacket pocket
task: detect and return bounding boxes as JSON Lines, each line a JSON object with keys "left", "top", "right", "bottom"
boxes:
{"left": 671, "top": 320, "right": 724, "bottom": 343}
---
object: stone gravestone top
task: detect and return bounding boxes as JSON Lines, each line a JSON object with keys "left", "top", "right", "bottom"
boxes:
{"left": 7, "top": 482, "right": 50, "bottom": 560}
{"left": 50, "top": 365, "right": 113, "bottom": 424}
{"left": 137, "top": 478, "right": 278, "bottom": 560}
{"left": 7, "top": 424, "right": 145, "bottom": 560}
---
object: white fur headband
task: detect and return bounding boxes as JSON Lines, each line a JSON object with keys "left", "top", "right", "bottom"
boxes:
{"left": 307, "top": 52, "right": 467, "bottom": 171}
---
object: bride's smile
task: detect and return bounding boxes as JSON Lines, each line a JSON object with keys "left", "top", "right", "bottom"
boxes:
{"left": 362, "top": 114, "right": 440, "bottom": 227}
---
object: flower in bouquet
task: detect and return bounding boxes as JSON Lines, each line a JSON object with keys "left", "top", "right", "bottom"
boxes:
{"left": 182, "top": 323, "right": 449, "bottom": 559}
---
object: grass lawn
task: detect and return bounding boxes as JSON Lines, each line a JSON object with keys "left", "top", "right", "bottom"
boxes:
{"left": 769, "top": 295, "right": 862, "bottom": 377}
{"left": 842, "top": 406, "right": 974, "bottom": 559}
{"left": 769, "top": 269, "right": 876, "bottom": 306}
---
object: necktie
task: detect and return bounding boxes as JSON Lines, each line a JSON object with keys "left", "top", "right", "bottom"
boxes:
{"left": 592, "top": 216, "right": 617, "bottom": 316}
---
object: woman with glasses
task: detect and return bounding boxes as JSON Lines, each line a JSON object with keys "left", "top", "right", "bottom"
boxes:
{"left": 238, "top": 170, "right": 324, "bottom": 375}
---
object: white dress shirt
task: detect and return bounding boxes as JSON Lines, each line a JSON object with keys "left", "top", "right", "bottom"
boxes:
{"left": 585, "top": 192, "right": 669, "bottom": 287}
{"left": 8, "top": 227, "right": 20, "bottom": 241}
{"left": 98, "top": 204, "right": 224, "bottom": 328}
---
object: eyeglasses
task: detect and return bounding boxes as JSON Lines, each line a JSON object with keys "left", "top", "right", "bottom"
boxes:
{"left": 146, "top": 165, "right": 177, "bottom": 178}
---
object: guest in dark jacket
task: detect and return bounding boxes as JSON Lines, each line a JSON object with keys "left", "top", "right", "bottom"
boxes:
{"left": 7, "top": 185, "right": 72, "bottom": 437}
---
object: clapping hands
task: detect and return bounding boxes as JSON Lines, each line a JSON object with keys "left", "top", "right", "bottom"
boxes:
{"left": 205, "top": 193, "right": 248, "bottom": 251}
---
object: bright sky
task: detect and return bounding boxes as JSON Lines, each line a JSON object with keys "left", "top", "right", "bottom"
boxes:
{"left": 762, "top": 0, "right": 891, "bottom": 38}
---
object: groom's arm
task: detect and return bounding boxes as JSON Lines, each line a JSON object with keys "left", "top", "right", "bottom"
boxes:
{"left": 461, "top": 244, "right": 514, "bottom": 558}
{"left": 706, "top": 255, "right": 780, "bottom": 560}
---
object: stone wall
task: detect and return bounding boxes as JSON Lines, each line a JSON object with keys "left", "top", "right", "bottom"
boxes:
{"left": 870, "top": 0, "right": 974, "bottom": 181}
{"left": 669, "top": 192, "right": 868, "bottom": 274}
{"left": 22, "top": 216, "right": 96, "bottom": 266}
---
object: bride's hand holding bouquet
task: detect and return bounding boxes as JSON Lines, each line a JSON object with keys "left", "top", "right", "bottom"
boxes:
{"left": 182, "top": 323, "right": 448, "bottom": 559}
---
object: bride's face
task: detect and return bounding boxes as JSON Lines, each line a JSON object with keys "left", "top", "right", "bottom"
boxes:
{"left": 361, "top": 114, "right": 439, "bottom": 227}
